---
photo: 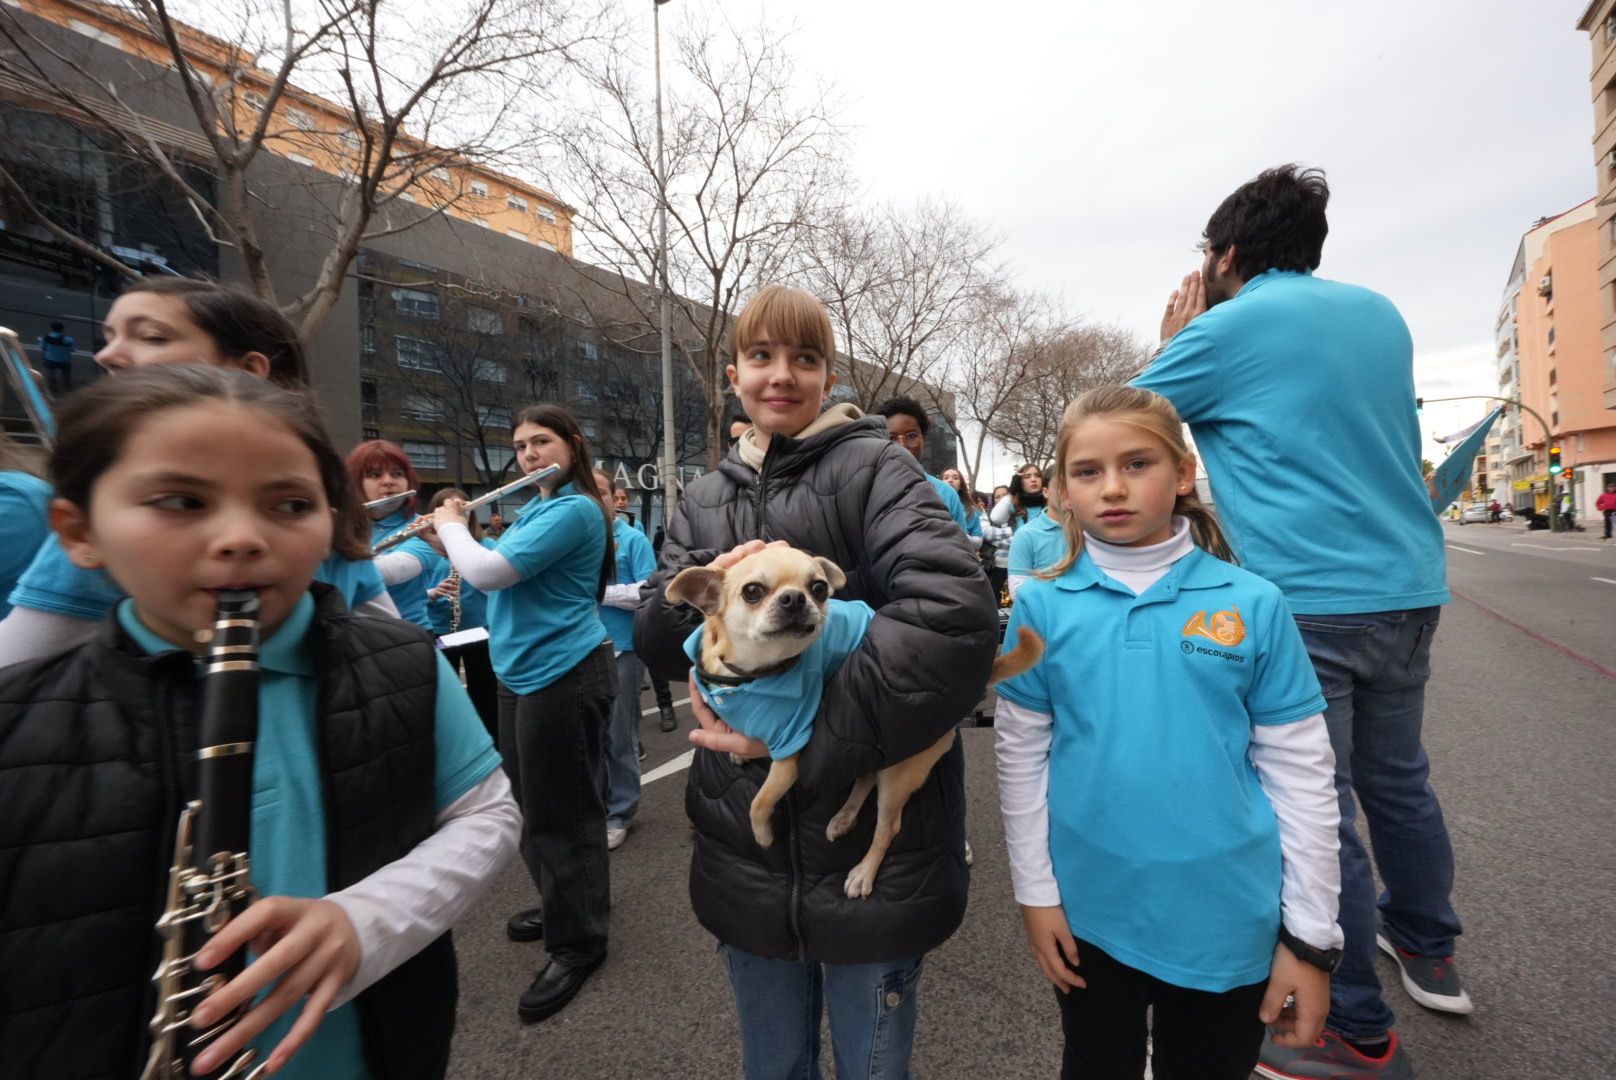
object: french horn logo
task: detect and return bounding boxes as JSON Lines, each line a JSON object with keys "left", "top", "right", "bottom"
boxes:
{"left": 1182, "top": 607, "right": 1246, "bottom": 648}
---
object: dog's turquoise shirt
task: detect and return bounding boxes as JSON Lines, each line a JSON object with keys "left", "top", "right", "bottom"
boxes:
{"left": 684, "top": 598, "right": 875, "bottom": 759}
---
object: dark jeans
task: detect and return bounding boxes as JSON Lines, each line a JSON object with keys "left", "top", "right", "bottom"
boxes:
{"left": 651, "top": 671, "right": 674, "bottom": 710}
{"left": 44, "top": 361, "right": 71, "bottom": 396}
{"left": 497, "top": 642, "right": 616, "bottom": 964}
{"left": 1295, "top": 608, "right": 1460, "bottom": 1041}
{"left": 1052, "top": 937, "right": 1267, "bottom": 1080}
{"left": 1604, "top": 508, "right": 1614, "bottom": 539}
{"left": 444, "top": 637, "right": 498, "bottom": 742}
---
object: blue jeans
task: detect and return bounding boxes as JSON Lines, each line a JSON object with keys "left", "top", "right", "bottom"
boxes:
{"left": 601, "top": 651, "right": 644, "bottom": 830}
{"left": 1294, "top": 608, "right": 1462, "bottom": 1041}
{"left": 721, "top": 945, "right": 925, "bottom": 1080}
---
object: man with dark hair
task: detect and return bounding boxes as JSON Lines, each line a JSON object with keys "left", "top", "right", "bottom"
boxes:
{"left": 875, "top": 395, "right": 971, "bottom": 536}
{"left": 37, "top": 322, "right": 75, "bottom": 396}
{"left": 1138, "top": 165, "right": 1465, "bottom": 1080}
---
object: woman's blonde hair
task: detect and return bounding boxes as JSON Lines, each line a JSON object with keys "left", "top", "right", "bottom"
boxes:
{"left": 733, "top": 284, "right": 836, "bottom": 360}
{"left": 1039, "top": 385, "right": 1235, "bottom": 579}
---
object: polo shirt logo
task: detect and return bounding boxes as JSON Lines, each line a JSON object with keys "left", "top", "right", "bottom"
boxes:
{"left": 1182, "top": 607, "right": 1246, "bottom": 648}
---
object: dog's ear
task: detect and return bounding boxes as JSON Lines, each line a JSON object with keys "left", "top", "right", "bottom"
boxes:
{"left": 666, "top": 567, "right": 725, "bottom": 615}
{"left": 813, "top": 556, "right": 846, "bottom": 593}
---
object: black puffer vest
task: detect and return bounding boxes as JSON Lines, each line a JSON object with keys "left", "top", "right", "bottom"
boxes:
{"left": 634, "top": 417, "right": 999, "bottom": 963}
{"left": 0, "top": 585, "right": 455, "bottom": 1080}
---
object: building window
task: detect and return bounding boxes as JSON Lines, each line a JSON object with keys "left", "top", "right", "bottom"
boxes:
{"left": 538, "top": 241, "right": 558, "bottom": 253}
{"left": 339, "top": 128, "right": 361, "bottom": 150}
{"left": 244, "top": 90, "right": 266, "bottom": 111}
{"left": 471, "top": 180, "right": 489, "bottom": 197}
{"left": 393, "top": 288, "right": 440, "bottom": 320}
{"left": 431, "top": 167, "right": 450, "bottom": 182}
{"left": 536, "top": 206, "right": 557, "bottom": 224}
{"left": 403, "top": 440, "right": 446, "bottom": 470}
{"left": 396, "top": 337, "right": 443, "bottom": 372}
{"left": 576, "top": 341, "right": 599, "bottom": 361}
{"left": 68, "top": 19, "right": 121, "bottom": 46}
{"left": 479, "top": 445, "right": 515, "bottom": 473}
{"left": 287, "top": 153, "right": 315, "bottom": 166}
{"left": 473, "top": 217, "right": 490, "bottom": 228}
{"left": 401, "top": 393, "right": 447, "bottom": 421}
{"left": 361, "top": 326, "right": 376, "bottom": 354}
{"left": 1606, "top": 12, "right": 1616, "bottom": 43}
{"left": 507, "top": 194, "right": 528, "bottom": 212}
{"left": 363, "top": 425, "right": 381, "bottom": 440}
{"left": 1548, "top": 327, "right": 1557, "bottom": 349}
{"left": 506, "top": 229, "right": 528, "bottom": 242}
{"left": 467, "top": 306, "right": 502, "bottom": 335}
{"left": 286, "top": 107, "right": 315, "bottom": 131}
{"left": 398, "top": 191, "right": 417, "bottom": 204}
{"left": 1550, "top": 366, "right": 1557, "bottom": 386}
{"left": 575, "top": 377, "right": 598, "bottom": 402}
{"left": 473, "top": 359, "right": 509, "bottom": 384}
{"left": 1551, "top": 410, "right": 1559, "bottom": 428}
{"left": 477, "top": 402, "right": 511, "bottom": 428}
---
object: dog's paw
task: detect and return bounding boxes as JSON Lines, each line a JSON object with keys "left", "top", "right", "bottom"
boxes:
{"left": 751, "top": 819, "right": 774, "bottom": 848}
{"left": 843, "top": 864, "right": 876, "bottom": 900}
{"left": 826, "top": 809, "right": 858, "bottom": 843}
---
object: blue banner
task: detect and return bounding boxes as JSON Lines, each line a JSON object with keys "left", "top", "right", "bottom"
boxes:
{"left": 1429, "top": 407, "right": 1501, "bottom": 512}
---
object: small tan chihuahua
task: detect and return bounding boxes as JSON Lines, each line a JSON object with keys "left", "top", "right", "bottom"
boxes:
{"left": 668, "top": 545, "right": 1041, "bottom": 899}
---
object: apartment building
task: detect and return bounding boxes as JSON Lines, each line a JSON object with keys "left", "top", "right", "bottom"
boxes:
{"left": 1577, "top": 0, "right": 1616, "bottom": 409}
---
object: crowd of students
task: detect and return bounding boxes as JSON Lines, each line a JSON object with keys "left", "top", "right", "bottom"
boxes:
{"left": 0, "top": 162, "right": 1466, "bottom": 1080}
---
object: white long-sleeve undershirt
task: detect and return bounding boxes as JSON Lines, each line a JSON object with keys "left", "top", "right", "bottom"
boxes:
{"left": 0, "top": 606, "right": 98, "bottom": 667}
{"left": 436, "top": 522, "right": 521, "bottom": 591}
{"left": 994, "top": 519, "right": 1342, "bottom": 949}
{"left": 326, "top": 768, "right": 520, "bottom": 1007}
{"left": 374, "top": 551, "right": 427, "bottom": 587}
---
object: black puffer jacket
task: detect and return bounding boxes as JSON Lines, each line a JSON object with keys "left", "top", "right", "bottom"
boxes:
{"left": 634, "top": 416, "right": 998, "bottom": 963}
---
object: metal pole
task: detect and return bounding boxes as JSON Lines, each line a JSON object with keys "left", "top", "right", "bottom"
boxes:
{"left": 655, "top": 0, "right": 677, "bottom": 532}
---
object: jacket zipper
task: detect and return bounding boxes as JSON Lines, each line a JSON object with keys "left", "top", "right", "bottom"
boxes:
{"left": 785, "top": 791, "right": 805, "bottom": 959}
{"left": 754, "top": 447, "right": 771, "bottom": 542}
{"left": 137, "top": 671, "right": 186, "bottom": 1077}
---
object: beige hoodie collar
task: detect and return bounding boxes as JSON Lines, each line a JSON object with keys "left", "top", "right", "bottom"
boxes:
{"left": 736, "top": 402, "right": 864, "bottom": 472}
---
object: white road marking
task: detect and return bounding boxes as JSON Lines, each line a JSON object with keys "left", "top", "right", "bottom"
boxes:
{"left": 1594, "top": 577, "right": 1616, "bottom": 587}
{"left": 641, "top": 750, "right": 695, "bottom": 785}
{"left": 640, "top": 696, "right": 691, "bottom": 717}
{"left": 1446, "top": 544, "right": 1486, "bottom": 555}
{"left": 1510, "top": 543, "right": 1596, "bottom": 553}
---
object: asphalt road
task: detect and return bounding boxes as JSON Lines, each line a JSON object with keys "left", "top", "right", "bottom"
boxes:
{"left": 444, "top": 547, "right": 1616, "bottom": 1079}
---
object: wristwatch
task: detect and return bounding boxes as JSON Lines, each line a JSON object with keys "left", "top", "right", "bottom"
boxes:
{"left": 1278, "top": 925, "right": 1343, "bottom": 973}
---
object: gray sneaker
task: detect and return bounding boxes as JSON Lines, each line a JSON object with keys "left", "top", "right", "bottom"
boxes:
{"left": 1376, "top": 919, "right": 1473, "bottom": 1015}
{"left": 606, "top": 825, "right": 628, "bottom": 851}
{"left": 1255, "top": 1030, "right": 1416, "bottom": 1079}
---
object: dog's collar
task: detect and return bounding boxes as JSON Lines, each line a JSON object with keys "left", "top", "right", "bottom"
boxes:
{"left": 699, "top": 654, "right": 801, "bottom": 686}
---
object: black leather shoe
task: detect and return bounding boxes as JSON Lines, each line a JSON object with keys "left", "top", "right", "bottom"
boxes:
{"left": 518, "top": 955, "right": 605, "bottom": 1023}
{"left": 506, "top": 907, "right": 544, "bottom": 942}
{"left": 658, "top": 705, "right": 677, "bottom": 733}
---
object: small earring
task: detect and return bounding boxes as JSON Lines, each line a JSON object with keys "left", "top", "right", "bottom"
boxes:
{"left": 78, "top": 553, "right": 101, "bottom": 568}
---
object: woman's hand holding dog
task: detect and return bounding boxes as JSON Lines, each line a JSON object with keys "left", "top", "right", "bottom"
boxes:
{"left": 1020, "top": 904, "right": 1085, "bottom": 993}
{"left": 707, "top": 538, "right": 788, "bottom": 571}
{"left": 688, "top": 673, "right": 770, "bottom": 760}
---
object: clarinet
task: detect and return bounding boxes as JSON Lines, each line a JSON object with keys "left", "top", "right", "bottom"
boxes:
{"left": 141, "top": 590, "right": 264, "bottom": 1080}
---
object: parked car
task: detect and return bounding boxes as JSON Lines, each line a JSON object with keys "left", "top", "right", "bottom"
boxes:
{"left": 1459, "top": 504, "right": 1491, "bottom": 524}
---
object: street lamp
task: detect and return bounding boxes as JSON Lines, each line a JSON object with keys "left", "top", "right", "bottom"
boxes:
{"left": 654, "top": 0, "right": 677, "bottom": 533}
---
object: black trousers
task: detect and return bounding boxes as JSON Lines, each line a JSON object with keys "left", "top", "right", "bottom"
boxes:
{"left": 1604, "top": 508, "right": 1614, "bottom": 539}
{"left": 1053, "top": 938, "right": 1267, "bottom": 1080}
{"left": 498, "top": 642, "right": 616, "bottom": 964}
{"left": 650, "top": 671, "right": 674, "bottom": 710}
{"left": 444, "top": 637, "right": 498, "bottom": 741}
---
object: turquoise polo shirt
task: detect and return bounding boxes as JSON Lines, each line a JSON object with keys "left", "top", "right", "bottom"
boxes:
{"left": 996, "top": 547, "right": 1325, "bottom": 992}
{"left": 117, "top": 593, "right": 500, "bottom": 1079}
{"left": 487, "top": 485, "right": 609, "bottom": 693}
{"left": 1132, "top": 269, "right": 1448, "bottom": 615}
{"left": 0, "top": 472, "right": 53, "bottom": 620}
{"left": 1007, "top": 511, "right": 1067, "bottom": 577}
{"left": 925, "top": 474, "right": 970, "bottom": 534}
{"left": 371, "top": 512, "right": 437, "bottom": 629}
{"left": 10, "top": 537, "right": 388, "bottom": 621}
{"left": 684, "top": 599, "right": 874, "bottom": 759}
{"left": 425, "top": 540, "right": 495, "bottom": 636}
{"left": 1010, "top": 504, "right": 1047, "bottom": 533}
{"left": 600, "top": 517, "right": 656, "bottom": 651}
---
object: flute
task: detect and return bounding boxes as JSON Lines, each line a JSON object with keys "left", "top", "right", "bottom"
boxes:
{"left": 372, "top": 464, "right": 559, "bottom": 553}
{"left": 0, "top": 326, "right": 57, "bottom": 448}
{"left": 363, "top": 489, "right": 416, "bottom": 512}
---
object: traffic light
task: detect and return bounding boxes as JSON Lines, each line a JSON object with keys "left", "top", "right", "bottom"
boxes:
{"left": 1548, "top": 445, "right": 1563, "bottom": 475}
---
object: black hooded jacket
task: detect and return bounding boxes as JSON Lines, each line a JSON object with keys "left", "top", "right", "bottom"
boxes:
{"left": 633, "top": 416, "right": 998, "bottom": 963}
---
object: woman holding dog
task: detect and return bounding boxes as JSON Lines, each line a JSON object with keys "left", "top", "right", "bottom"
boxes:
{"left": 635, "top": 284, "right": 1000, "bottom": 1080}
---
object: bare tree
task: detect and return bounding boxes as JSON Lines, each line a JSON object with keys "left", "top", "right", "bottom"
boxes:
{"left": 537, "top": 14, "right": 844, "bottom": 466}
{"left": 800, "top": 199, "right": 1003, "bottom": 412}
{"left": 991, "top": 323, "right": 1152, "bottom": 470}
{"left": 925, "top": 287, "right": 1063, "bottom": 496}
{"left": 0, "top": 0, "right": 603, "bottom": 337}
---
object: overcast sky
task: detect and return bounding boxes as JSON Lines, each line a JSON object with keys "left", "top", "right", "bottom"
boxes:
{"left": 667, "top": 0, "right": 1596, "bottom": 472}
